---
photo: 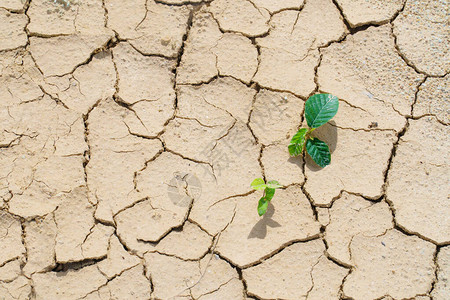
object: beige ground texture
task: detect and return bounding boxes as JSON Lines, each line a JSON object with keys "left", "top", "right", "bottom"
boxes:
{"left": 0, "top": 0, "right": 448, "bottom": 299}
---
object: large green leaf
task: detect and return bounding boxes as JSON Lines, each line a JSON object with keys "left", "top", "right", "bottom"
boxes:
{"left": 264, "top": 187, "right": 276, "bottom": 201}
{"left": 305, "top": 94, "right": 339, "bottom": 128}
{"left": 266, "top": 180, "right": 282, "bottom": 189}
{"left": 306, "top": 138, "right": 331, "bottom": 168}
{"left": 257, "top": 197, "right": 269, "bottom": 216}
{"left": 251, "top": 178, "right": 266, "bottom": 190}
{"left": 288, "top": 128, "right": 308, "bottom": 156}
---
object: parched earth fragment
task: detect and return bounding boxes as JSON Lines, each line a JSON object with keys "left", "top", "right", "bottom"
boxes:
{"left": 112, "top": 42, "right": 176, "bottom": 106}
{"left": 128, "top": 1, "right": 190, "bottom": 58}
{"left": 193, "top": 256, "right": 244, "bottom": 299}
{"left": 115, "top": 198, "right": 190, "bottom": 247}
{"left": 43, "top": 51, "right": 116, "bottom": 115}
{"left": 249, "top": 89, "right": 304, "bottom": 145}
{"left": 318, "top": 25, "right": 423, "bottom": 125}
{"left": 144, "top": 253, "right": 199, "bottom": 299}
{"left": 379, "top": 295, "right": 430, "bottom": 300}
{"left": 393, "top": 0, "right": 449, "bottom": 76}
{"left": 317, "top": 207, "right": 333, "bottom": 226}
{"left": 105, "top": 0, "right": 191, "bottom": 57}
{"left": 23, "top": 214, "right": 57, "bottom": 276}
{"left": 175, "top": 84, "right": 230, "bottom": 127}
{"left": 413, "top": 75, "right": 449, "bottom": 125}
{"left": 86, "top": 98, "right": 163, "bottom": 223}
{"left": 304, "top": 256, "right": 349, "bottom": 300}
{"left": 212, "top": 33, "right": 258, "bottom": 84}
{"left": 29, "top": 34, "right": 113, "bottom": 77}
{"left": 432, "top": 246, "right": 450, "bottom": 300}
{"left": 97, "top": 235, "right": 140, "bottom": 279}
{"left": 32, "top": 264, "right": 107, "bottom": 300}
{"left": 184, "top": 185, "right": 231, "bottom": 237}
{"left": 254, "top": 0, "right": 346, "bottom": 97}
{"left": 28, "top": 0, "right": 108, "bottom": 36}
{"left": 190, "top": 122, "right": 262, "bottom": 235}
{"left": 127, "top": 99, "right": 176, "bottom": 138}
{"left": 27, "top": 0, "right": 114, "bottom": 77}
{"left": 81, "top": 224, "right": 115, "bottom": 260}
{"left": 157, "top": 0, "right": 203, "bottom": 4}
{"left": 102, "top": 264, "right": 151, "bottom": 299}
{"left": 118, "top": 152, "right": 213, "bottom": 250}
{"left": 332, "top": 99, "right": 406, "bottom": 132}
{"left": 335, "top": 0, "right": 404, "bottom": 27}
{"left": 243, "top": 240, "right": 347, "bottom": 299}
{"left": 145, "top": 221, "right": 213, "bottom": 260}
{"left": 164, "top": 78, "right": 255, "bottom": 161}
{"left": 0, "top": 8, "right": 27, "bottom": 51}
{"left": 216, "top": 186, "right": 320, "bottom": 267}
{"left": 54, "top": 187, "right": 112, "bottom": 263}
{"left": 104, "top": 0, "right": 146, "bottom": 37}
{"left": 0, "top": 167, "right": 12, "bottom": 205}
{"left": 0, "top": 259, "right": 21, "bottom": 282}
{"left": 0, "top": 211, "right": 25, "bottom": 266}
{"left": 197, "top": 278, "right": 244, "bottom": 300}
{"left": 259, "top": 0, "right": 346, "bottom": 50}
{"left": 343, "top": 229, "right": 436, "bottom": 300}
{"left": 0, "top": 50, "right": 44, "bottom": 107}
{"left": 323, "top": 192, "right": 393, "bottom": 266}
{"left": 176, "top": 9, "right": 222, "bottom": 84}
{"left": 8, "top": 182, "right": 61, "bottom": 219}
{"left": 304, "top": 124, "right": 396, "bottom": 205}
{"left": 112, "top": 42, "right": 176, "bottom": 135}
{"left": 261, "top": 142, "right": 304, "bottom": 186}
{"left": 254, "top": 46, "right": 318, "bottom": 98}
{"left": 27, "top": 0, "right": 78, "bottom": 35}
{"left": 251, "top": 0, "right": 305, "bottom": 14}
{"left": 0, "top": 0, "right": 24, "bottom": 11}
{"left": 209, "top": 0, "right": 270, "bottom": 37}
{"left": 85, "top": 264, "right": 150, "bottom": 300}
{"left": 6, "top": 97, "right": 87, "bottom": 218}
{"left": 134, "top": 127, "right": 259, "bottom": 242}
{"left": 386, "top": 117, "right": 449, "bottom": 244}
{"left": 33, "top": 156, "right": 85, "bottom": 193}
{"left": 178, "top": 77, "right": 255, "bottom": 124}
{"left": 0, "top": 276, "right": 31, "bottom": 300}
{"left": 144, "top": 252, "right": 243, "bottom": 299}
{"left": 163, "top": 117, "right": 232, "bottom": 162}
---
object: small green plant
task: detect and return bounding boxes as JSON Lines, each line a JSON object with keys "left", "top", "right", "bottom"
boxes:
{"left": 251, "top": 178, "right": 282, "bottom": 216}
{"left": 289, "top": 94, "right": 339, "bottom": 168}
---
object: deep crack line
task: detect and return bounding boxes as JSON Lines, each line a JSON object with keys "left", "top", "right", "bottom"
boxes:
{"left": 389, "top": 22, "right": 429, "bottom": 77}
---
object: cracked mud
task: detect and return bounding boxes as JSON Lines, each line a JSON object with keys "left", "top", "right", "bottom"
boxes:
{"left": 0, "top": 0, "right": 448, "bottom": 299}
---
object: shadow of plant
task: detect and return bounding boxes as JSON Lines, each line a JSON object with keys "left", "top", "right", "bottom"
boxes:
{"left": 247, "top": 203, "right": 281, "bottom": 239}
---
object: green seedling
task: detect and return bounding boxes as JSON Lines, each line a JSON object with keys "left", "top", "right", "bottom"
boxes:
{"left": 251, "top": 178, "right": 282, "bottom": 216}
{"left": 289, "top": 93, "right": 339, "bottom": 168}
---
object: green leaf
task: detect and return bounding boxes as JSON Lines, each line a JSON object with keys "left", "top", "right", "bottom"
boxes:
{"left": 257, "top": 197, "right": 269, "bottom": 216}
{"left": 305, "top": 94, "right": 339, "bottom": 128}
{"left": 306, "top": 138, "right": 331, "bottom": 168}
{"left": 251, "top": 178, "right": 266, "bottom": 190}
{"left": 288, "top": 128, "right": 308, "bottom": 156}
{"left": 264, "top": 187, "right": 276, "bottom": 201}
{"left": 266, "top": 180, "right": 282, "bottom": 189}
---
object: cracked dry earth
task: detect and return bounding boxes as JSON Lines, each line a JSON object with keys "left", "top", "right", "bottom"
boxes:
{"left": 0, "top": 0, "right": 449, "bottom": 299}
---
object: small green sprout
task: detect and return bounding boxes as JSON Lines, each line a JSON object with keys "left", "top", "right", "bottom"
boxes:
{"left": 289, "top": 93, "right": 339, "bottom": 168}
{"left": 251, "top": 178, "right": 282, "bottom": 216}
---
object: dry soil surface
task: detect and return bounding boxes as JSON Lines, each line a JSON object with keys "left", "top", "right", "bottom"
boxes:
{"left": 0, "top": 0, "right": 449, "bottom": 299}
